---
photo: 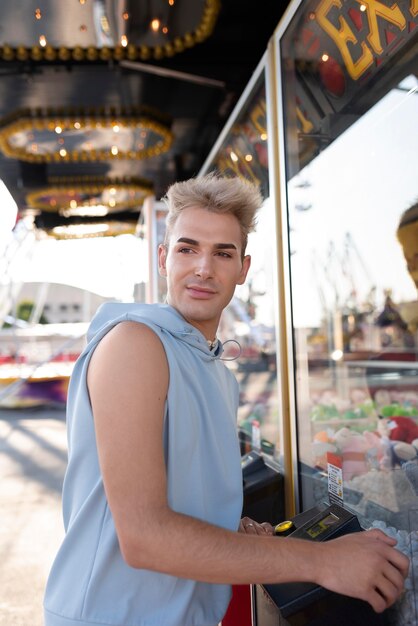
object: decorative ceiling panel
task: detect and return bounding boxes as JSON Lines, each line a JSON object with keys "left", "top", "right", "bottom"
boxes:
{"left": 0, "top": 106, "right": 173, "bottom": 163}
{"left": 26, "top": 175, "right": 153, "bottom": 216}
{"left": 0, "top": 0, "right": 220, "bottom": 62}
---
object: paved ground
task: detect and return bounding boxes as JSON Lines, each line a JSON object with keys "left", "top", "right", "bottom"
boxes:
{"left": 0, "top": 406, "right": 67, "bottom": 626}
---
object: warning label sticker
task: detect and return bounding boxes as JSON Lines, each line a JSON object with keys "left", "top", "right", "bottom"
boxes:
{"left": 327, "top": 452, "right": 343, "bottom": 506}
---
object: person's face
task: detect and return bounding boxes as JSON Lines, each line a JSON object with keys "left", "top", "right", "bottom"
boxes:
{"left": 158, "top": 206, "right": 251, "bottom": 339}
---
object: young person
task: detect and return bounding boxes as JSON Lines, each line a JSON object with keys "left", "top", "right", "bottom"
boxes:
{"left": 44, "top": 174, "right": 408, "bottom": 626}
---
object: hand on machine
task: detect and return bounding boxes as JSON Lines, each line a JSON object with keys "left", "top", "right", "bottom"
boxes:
{"left": 253, "top": 503, "right": 410, "bottom": 614}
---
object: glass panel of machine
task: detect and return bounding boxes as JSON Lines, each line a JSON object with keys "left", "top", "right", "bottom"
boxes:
{"left": 279, "top": 0, "right": 418, "bottom": 561}
{"left": 225, "top": 196, "right": 281, "bottom": 463}
{"left": 205, "top": 73, "right": 269, "bottom": 199}
{"left": 205, "top": 71, "right": 281, "bottom": 463}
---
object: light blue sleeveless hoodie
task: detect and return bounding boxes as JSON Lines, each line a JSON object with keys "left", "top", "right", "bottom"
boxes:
{"left": 44, "top": 303, "right": 243, "bottom": 626}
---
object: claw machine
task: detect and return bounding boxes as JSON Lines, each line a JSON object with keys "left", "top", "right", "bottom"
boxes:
{"left": 269, "top": 0, "right": 418, "bottom": 623}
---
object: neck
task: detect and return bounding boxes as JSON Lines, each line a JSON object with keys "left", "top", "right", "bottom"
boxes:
{"left": 168, "top": 306, "right": 219, "bottom": 342}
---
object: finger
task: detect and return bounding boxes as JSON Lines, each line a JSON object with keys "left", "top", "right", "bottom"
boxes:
{"left": 253, "top": 523, "right": 267, "bottom": 536}
{"left": 238, "top": 517, "right": 251, "bottom": 533}
{"left": 371, "top": 535, "right": 410, "bottom": 579}
{"left": 239, "top": 517, "right": 274, "bottom": 535}
{"left": 366, "top": 588, "right": 389, "bottom": 614}
{"left": 244, "top": 522, "right": 258, "bottom": 535}
{"left": 374, "top": 574, "right": 403, "bottom": 610}
{"left": 382, "top": 561, "right": 408, "bottom": 594}
{"left": 260, "top": 522, "right": 274, "bottom": 535}
{"left": 240, "top": 517, "right": 252, "bottom": 526}
{"left": 364, "top": 530, "right": 410, "bottom": 578}
{"left": 239, "top": 517, "right": 259, "bottom": 534}
{"left": 365, "top": 528, "right": 397, "bottom": 546}
{"left": 388, "top": 550, "right": 410, "bottom": 580}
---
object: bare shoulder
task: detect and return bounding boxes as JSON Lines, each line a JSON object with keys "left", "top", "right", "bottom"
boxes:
{"left": 91, "top": 320, "right": 166, "bottom": 363}
{"left": 87, "top": 320, "right": 169, "bottom": 397}
{"left": 98, "top": 319, "right": 163, "bottom": 346}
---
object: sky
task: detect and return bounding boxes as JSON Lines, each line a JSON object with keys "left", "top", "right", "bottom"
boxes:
{"left": 288, "top": 74, "right": 418, "bottom": 327}
{"left": 11, "top": 234, "right": 148, "bottom": 301}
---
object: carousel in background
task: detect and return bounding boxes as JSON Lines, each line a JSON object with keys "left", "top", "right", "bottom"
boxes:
{"left": 0, "top": 98, "right": 167, "bottom": 408}
{"left": 0, "top": 172, "right": 155, "bottom": 408}
{"left": 0, "top": 103, "right": 169, "bottom": 406}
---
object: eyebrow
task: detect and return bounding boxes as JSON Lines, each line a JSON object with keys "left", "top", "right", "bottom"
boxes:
{"left": 176, "top": 237, "right": 238, "bottom": 251}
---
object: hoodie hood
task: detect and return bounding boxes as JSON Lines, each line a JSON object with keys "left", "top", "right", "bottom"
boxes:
{"left": 85, "top": 302, "right": 223, "bottom": 360}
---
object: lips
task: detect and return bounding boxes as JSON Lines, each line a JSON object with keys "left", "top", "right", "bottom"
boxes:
{"left": 186, "top": 284, "right": 217, "bottom": 298}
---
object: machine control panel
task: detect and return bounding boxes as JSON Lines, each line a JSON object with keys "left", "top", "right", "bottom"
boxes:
{"left": 257, "top": 503, "right": 366, "bottom": 621}
{"left": 283, "top": 503, "right": 362, "bottom": 542}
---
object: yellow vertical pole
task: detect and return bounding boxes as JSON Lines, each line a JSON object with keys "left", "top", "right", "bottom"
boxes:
{"left": 265, "top": 37, "right": 297, "bottom": 518}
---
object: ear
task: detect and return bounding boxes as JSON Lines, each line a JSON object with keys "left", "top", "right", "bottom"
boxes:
{"left": 158, "top": 244, "right": 167, "bottom": 277}
{"left": 237, "top": 254, "right": 251, "bottom": 285}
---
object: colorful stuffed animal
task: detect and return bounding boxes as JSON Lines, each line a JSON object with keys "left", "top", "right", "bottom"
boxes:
{"left": 378, "top": 415, "right": 418, "bottom": 466}
{"left": 391, "top": 441, "right": 418, "bottom": 465}
{"left": 312, "top": 430, "right": 337, "bottom": 471}
{"left": 362, "top": 430, "right": 388, "bottom": 470}
{"left": 334, "top": 428, "right": 370, "bottom": 480}
{"left": 379, "top": 415, "right": 418, "bottom": 444}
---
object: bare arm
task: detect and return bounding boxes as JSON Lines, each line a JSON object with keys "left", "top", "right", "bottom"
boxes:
{"left": 87, "top": 321, "right": 409, "bottom": 613}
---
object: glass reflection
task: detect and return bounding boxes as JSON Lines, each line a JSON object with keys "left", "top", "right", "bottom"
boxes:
{"left": 280, "top": 7, "right": 417, "bottom": 612}
{"left": 208, "top": 74, "right": 270, "bottom": 199}
{"left": 286, "top": 75, "right": 418, "bottom": 513}
{"left": 203, "top": 68, "right": 281, "bottom": 461}
{"left": 218, "top": 197, "right": 281, "bottom": 461}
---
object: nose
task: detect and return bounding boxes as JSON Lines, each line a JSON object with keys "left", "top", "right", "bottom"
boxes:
{"left": 194, "top": 254, "right": 214, "bottom": 279}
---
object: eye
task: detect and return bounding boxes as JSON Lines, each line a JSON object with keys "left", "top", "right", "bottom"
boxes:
{"left": 216, "top": 251, "right": 233, "bottom": 258}
{"left": 177, "top": 246, "right": 194, "bottom": 254}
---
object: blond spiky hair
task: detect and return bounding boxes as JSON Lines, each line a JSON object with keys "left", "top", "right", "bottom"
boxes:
{"left": 162, "top": 173, "right": 263, "bottom": 258}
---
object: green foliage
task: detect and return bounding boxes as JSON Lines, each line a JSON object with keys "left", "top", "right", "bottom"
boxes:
{"left": 311, "top": 398, "right": 378, "bottom": 422}
{"left": 380, "top": 403, "right": 418, "bottom": 418}
{"left": 2, "top": 300, "right": 49, "bottom": 327}
{"left": 311, "top": 404, "right": 340, "bottom": 421}
{"left": 311, "top": 398, "right": 418, "bottom": 429}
